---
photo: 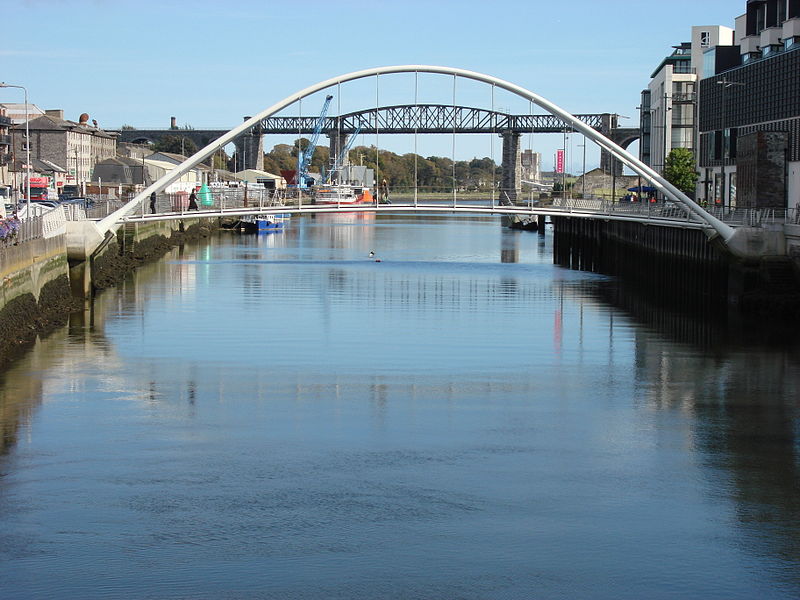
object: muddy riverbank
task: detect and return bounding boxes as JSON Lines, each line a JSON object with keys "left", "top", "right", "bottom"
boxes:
{"left": 0, "top": 221, "right": 218, "bottom": 368}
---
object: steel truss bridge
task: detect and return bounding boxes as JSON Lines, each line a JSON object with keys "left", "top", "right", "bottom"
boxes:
{"left": 116, "top": 106, "right": 615, "bottom": 141}
{"left": 255, "top": 105, "right": 613, "bottom": 135}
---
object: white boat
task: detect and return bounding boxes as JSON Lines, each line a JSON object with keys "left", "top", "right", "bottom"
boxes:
{"left": 314, "top": 184, "right": 373, "bottom": 205}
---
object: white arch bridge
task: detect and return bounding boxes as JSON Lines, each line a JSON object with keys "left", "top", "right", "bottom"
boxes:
{"left": 66, "top": 65, "right": 780, "bottom": 262}
{"left": 97, "top": 194, "right": 787, "bottom": 236}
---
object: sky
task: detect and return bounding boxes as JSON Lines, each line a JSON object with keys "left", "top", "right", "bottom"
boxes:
{"left": 2, "top": 0, "right": 740, "bottom": 172}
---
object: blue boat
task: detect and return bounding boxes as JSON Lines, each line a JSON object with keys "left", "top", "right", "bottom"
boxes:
{"left": 235, "top": 213, "right": 290, "bottom": 233}
{"left": 256, "top": 215, "right": 284, "bottom": 232}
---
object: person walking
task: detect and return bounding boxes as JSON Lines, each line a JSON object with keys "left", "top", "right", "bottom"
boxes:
{"left": 149, "top": 191, "right": 157, "bottom": 215}
{"left": 380, "top": 178, "right": 390, "bottom": 204}
{"left": 188, "top": 189, "right": 199, "bottom": 211}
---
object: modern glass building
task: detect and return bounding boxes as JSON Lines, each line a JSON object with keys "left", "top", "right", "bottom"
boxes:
{"left": 697, "top": 0, "right": 800, "bottom": 209}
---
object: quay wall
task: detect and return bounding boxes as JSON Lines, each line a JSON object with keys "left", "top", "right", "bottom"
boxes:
{"left": 552, "top": 217, "right": 800, "bottom": 318}
{"left": 0, "top": 235, "right": 76, "bottom": 366}
{"left": 0, "top": 215, "right": 220, "bottom": 366}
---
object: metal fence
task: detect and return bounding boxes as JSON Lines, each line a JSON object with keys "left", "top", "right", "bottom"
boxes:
{"left": 62, "top": 188, "right": 286, "bottom": 221}
{"left": 546, "top": 197, "right": 800, "bottom": 227}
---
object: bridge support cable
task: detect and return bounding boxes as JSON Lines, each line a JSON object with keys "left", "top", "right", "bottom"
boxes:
{"left": 528, "top": 100, "right": 534, "bottom": 209}
{"left": 297, "top": 97, "right": 302, "bottom": 207}
{"left": 491, "top": 84, "right": 496, "bottom": 210}
{"left": 375, "top": 74, "right": 380, "bottom": 205}
{"left": 89, "top": 65, "right": 740, "bottom": 262}
{"left": 414, "top": 71, "right": 418, "bottom": 208}
{"left": 452, "top": 73, "right": 457, "bottom": 208}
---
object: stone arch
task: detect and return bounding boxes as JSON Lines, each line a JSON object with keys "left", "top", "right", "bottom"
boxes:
{"left": 600, "top": 128, "right": 640, "bottom": 175}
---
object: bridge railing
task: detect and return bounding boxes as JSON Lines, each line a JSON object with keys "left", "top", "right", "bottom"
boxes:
{"left": 546, "top": 197, "right": 697, "bottom": 222}
{"left": 704, "top": 206, "right": 799, "bottom": 227}
{"left": 62, "top": 188, "right": 286, "bottom": 221}
{"left": 60, "top": 186, "right": 800, "bottom": 230}
{"left": 541, "top": 198, "right": 800, "bottom": 227}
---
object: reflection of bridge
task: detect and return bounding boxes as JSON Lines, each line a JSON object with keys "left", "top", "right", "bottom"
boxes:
{"left": 114, "top": 105, "right": 638, "bottom": 179}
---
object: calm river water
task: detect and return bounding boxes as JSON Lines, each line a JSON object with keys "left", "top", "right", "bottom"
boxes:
{"left": 1, "top": 213, "right": 799, "bottom": 599}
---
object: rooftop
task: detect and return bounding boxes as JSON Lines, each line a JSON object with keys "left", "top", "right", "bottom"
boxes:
{"left": 650, "top": 42, "right": 695, "bottom": 78}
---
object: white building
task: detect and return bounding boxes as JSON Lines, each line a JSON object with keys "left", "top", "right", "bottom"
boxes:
{"left": 235, "top": 169, "right": 286, "bottom": 189}
{"left": 640, "top": 26, "right": 734, "bottom": 180}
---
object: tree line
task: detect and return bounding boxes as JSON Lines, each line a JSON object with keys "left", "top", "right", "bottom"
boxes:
{"left": 262, "top": 139, "right": 502, "bottom": 191}
{"left": 147, "top": 134, "right": 502, "bottom": 190}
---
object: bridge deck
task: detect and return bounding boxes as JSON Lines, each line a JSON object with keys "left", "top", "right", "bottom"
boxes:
{"left": 103, "top": 200, "right": 713, "bottom": 231}
{"left": 68, "top": 194, "right": 795, "bottom": 232}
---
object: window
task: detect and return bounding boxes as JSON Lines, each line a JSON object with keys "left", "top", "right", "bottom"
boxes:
{"left": 672, "top": 104, "right": 695, "bottom": 127}
{"left": 756, "top": 3, "right": 766, "bottom": 32}
{"left": 700, "top": 31, "right": 711, "bottom": 47}
{"left": 671, "top": 126, "right": 694, "bottom": 149}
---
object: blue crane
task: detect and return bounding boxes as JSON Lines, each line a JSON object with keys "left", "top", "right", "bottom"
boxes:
{"left": 325, "top": 122, "right": 362, "bottom": 184}
{"left": 296, "top": 95, "right": 333, "bottom": 188}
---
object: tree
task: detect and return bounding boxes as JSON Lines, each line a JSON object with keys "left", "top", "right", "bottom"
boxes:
{"left": 153, "top": 134, "right": 197, "bottom": 157}
{"left": 664, "top": 148, "right": 698, "bottom": 196}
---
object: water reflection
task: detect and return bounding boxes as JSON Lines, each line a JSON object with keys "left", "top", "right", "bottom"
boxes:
{"left": 0, "top": 216, "right": 799, "bottom": 598}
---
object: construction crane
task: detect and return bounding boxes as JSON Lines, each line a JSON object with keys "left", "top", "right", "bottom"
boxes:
{"left": 325, "top": 122, "right": 362, "bottom": 184}
{"left": 296, "top": 95, "right": 333, "bottom": 188}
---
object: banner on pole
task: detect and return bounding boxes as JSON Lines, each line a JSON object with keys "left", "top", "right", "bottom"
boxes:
{"left": 555, "top": 149, "right": 564, "bottom": 174}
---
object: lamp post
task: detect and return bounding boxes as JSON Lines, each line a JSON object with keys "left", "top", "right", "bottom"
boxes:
{"left": 716, "top": 78, "right": 745, "bottom": 209}
{"left": 0, "top": 82, "right": 31, "bottom": 216}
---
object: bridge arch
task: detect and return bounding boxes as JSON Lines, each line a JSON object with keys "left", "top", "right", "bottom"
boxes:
{"left": 71, "top": 65, "right": 739, "bottom": 260}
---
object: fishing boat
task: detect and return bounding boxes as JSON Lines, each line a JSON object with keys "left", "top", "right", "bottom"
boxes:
{"left": 314, "top": 184, "right": 373, "bottom": 205}
{"left": 235, "top": 213, "right": 289, "bottom": 233}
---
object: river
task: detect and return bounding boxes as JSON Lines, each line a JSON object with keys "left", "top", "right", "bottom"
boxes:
{"left": 1, "top": 213, "right": 799, "bottom": 599}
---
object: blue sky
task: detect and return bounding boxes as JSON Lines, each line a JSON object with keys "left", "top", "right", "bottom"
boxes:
{"left": 2, "top": 0, "right": 740, "bottom": 171}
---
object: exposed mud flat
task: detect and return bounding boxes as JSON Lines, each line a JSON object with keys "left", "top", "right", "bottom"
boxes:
{"left": 0, "top": 275, "right": 81, "bottom": 368}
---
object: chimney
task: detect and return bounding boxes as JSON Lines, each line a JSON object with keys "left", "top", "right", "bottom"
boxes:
{"left": 45, "top": 109, "right": 64, "bottom": 120}
{"left": 170, "top": 116, "right": 177, "bottom": 129}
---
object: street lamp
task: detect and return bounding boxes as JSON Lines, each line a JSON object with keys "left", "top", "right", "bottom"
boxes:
{"left": 577, "top": 140, "right": 587, "bottom": 198}
{"left": 716, "top": 78, "right": 745, "bottom": 209}
{"left": 0, "top": 82, "right": 31, "bottom": 216}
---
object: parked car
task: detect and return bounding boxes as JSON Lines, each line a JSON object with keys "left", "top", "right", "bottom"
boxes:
{"left": 62, "top": 197, "right": 94, "bottom": 209}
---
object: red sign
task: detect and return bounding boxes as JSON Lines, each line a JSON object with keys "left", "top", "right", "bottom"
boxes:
{"left": 555, "top": 150, "right": 564, "bottom": 174}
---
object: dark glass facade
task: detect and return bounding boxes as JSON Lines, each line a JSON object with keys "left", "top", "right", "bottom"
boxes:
{"left": 699, "top": 45, "right": 800, "bottom": 168}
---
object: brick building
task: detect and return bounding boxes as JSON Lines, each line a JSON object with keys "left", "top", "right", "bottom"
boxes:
{"left": 10, "top": 110, "right": 116, "bottom": 194}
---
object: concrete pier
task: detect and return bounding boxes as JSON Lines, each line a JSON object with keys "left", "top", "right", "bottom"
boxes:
{"left": 500, "top": 131, "right": 522, "bottom": 202}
